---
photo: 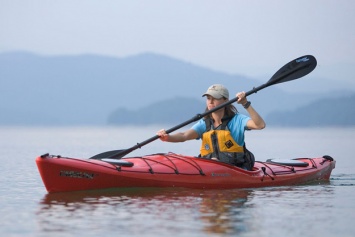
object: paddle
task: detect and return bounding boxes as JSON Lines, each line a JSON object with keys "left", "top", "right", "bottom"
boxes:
{"left": 91, "top": 55, "right": 317, "bottom": 160}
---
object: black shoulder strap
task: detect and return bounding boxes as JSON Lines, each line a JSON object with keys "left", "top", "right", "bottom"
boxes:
{"left": 204, "top": 115, "right": 234, "bottom": 131}
{"left": 204, "top": 117, "right": 212, "bottom": 132}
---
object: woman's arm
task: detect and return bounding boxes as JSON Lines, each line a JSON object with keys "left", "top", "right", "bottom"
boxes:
{"left": 157, "top": 128, "right": 199, "bottom": 142}
{"left": 236, "top": 91, "right": 266, "bottom": 130}
{"left": 244, "top": 105, "right": 266, "bottom": 130}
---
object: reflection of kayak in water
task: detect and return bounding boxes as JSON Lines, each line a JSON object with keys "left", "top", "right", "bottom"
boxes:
{"left": 36, "top": 153, "right": 335, "bottom": 193}
{"left": 40, "top": 187, "right": 251, "bottom": 206}
{"left": 38, "top": 187, "right": 253, "bottom": 235}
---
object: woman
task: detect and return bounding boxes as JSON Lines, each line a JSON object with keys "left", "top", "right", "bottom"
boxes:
{"left": 157, "top": 84, "right": 265, "bottom": 170}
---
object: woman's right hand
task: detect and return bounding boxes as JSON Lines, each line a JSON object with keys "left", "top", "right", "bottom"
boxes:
{"left": 157, "top": 129, "right": 169, "bottom": 141}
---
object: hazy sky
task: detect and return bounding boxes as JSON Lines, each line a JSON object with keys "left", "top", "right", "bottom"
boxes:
{"left": 1, "top": 0, "right": 354, "bottom": 85}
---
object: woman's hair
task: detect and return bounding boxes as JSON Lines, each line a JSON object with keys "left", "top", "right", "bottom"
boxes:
{"left": 204, "top": 98, "right": 238, "bottom": 120}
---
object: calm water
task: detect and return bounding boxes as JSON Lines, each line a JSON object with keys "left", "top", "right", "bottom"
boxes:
{"left": 0, "top": 126, "right": 354, "bottom": 237}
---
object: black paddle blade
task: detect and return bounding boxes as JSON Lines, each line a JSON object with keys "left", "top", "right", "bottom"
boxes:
{"left": 109, "top": 149, "right": 133, "bottom": 159}
{"left": 90, "top": 148, "right": 135, "bottom": 159}
{"left": 90, "top": 149, "right": 124, "bottom": 159}
{"left": 268, "top": 55, "right": 317, "bottom": 86}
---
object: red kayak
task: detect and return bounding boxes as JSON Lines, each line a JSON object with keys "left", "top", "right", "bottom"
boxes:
{"left": 36, "top": 152, "right": 335, "bottom": 193}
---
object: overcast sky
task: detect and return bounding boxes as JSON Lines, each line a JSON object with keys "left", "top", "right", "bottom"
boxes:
{"left": 1, "top": 0, "right": 354, "bottom": 86}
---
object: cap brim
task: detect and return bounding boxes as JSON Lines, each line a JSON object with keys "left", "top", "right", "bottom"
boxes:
{"left": 202, "top": 92, "right": 223, "bottom": 99}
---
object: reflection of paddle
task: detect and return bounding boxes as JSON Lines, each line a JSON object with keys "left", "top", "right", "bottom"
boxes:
{"left": 91, "top": 55, "right": 317, "bottom": 160}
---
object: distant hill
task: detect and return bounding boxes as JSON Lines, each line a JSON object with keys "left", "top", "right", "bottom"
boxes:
{"left": 0, "top": 51, "right": 354, "bottom": 126}
{"left": 108, "top": 97, "right": 206, "bottom": 125}
{"left": 265, "top": 93, "right": 355, "bottom": 126}
{"left": 0, "top": 51, "right": 250, "bottom": 125}
{"left": 108, "top": 93, "right": 355, "bottom": 127}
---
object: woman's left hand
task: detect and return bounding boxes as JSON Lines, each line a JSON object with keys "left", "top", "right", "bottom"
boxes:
{"left": 236, "top": 91, "right": 248, "bottom": 105}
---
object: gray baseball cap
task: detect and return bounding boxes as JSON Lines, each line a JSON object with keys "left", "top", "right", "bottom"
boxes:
{"left": 202, "top": 84, "right": 229, "bottom": 99}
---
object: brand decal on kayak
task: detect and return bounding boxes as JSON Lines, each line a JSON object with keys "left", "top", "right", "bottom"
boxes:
{"left": 211, "top": 172, "right": 231, "bottom": 177}
{"left": 60, "top": 170, "right": 95, "bottom": 179}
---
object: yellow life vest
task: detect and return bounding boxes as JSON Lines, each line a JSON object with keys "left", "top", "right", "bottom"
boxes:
{"left": 200, "top": 117, "right": 246, "bottom": 166}
{"left": 200, "top": 129, "right": 244, "bottom": 156}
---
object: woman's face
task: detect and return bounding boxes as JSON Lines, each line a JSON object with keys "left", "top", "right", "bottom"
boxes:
{"left": 206, "top": 95, "right": 227, "bottom": 110}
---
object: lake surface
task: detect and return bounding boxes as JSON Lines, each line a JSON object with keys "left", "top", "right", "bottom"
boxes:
{"left": 0, "top": 126, "right": 354, "bottom": 237}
